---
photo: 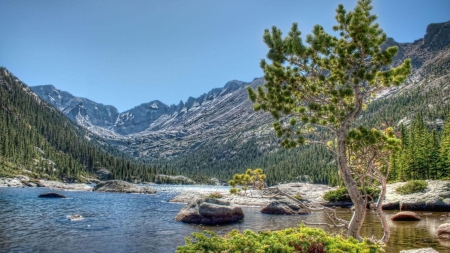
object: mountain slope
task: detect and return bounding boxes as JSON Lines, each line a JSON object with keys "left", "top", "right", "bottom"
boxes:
{"left": 0, "top": 68, "right": 171, "bottom": 182}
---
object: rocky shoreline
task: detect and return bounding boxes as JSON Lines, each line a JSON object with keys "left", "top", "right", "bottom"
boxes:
{"left": 2, "top": 176, "right": 450, "bottom": 211}
{"left": 0, "top": 177, "right": 156, "bottom": 194}
{"left": 170, "top": 180, "right": 450, "bottom": 211}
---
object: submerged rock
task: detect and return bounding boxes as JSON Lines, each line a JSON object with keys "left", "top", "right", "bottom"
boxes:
{"left": 38, "top": 192, "right": 67, "bottom": 198}
{"left": 437, "top": 223, "right": 450, "bottom": 239}
{"left": 67, "top": 214, "right": 83, "bottom": 221}
{"left": 174, "top": 198, "right": 244, "bottom": 225}
{"left": 391, "top": 211, "right": 421, "bottom": 221}
{"left": 261, "top": 200, "right": 310, "bottom": 215}
{"left": 94, "top": 180, "right": 156, "bottom": 194}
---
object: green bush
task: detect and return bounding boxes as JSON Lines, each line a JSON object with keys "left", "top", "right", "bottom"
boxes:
{"left": 293, "top": 194, "right": 303, "bottom": 201}
{"left": 203, "top": 192, "right": 223, "bottom": 199}
{"left": 395, "top": 180, "right": 428, "bottom": 195}
{"left": 323, "top": 187, "right": 381, "bottom": 202}
{"left": 176, "top": 225, "right": 384, "bottom": 253}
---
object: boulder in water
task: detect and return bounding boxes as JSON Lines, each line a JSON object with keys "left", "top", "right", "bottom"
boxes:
{"left": 437, "top": 223, "right": 450, "bottom": 239}
{"left": 67, "top": 214, "right": 83, "bottom": 221}
{"left": 38, "top": 192, "right": 67, "bottom": 198}
{"left": 174, "top": 198, "right": 244, "bottom": 225}
{"left": 94, "top": 180, "right": 156, "bottom": 194}
{"left": 261, "top": 199, "right": 310, "bottom": 215}
{"left": 391, "top": 211, "right": 421, "bottom": 221}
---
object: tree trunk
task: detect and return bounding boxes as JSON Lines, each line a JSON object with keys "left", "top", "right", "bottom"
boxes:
{"left": 376, "top": 178, "right": 390, "bottom": 244}
{"left": 337, "top": 131, "right": 366, "bottom": 241}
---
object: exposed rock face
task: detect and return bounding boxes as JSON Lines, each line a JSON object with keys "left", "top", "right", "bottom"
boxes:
{"left": 95, "top": 168, "right": 112, "bottom": 181}
{"left": 39, "top": 180, "right": 93, "bottom": 191}
{"left": 38, "top": 192, "right": 67, "bottom": 198}
{"left": 437, "top": 223, "right": 450, "bottom": 239}
{"left": 30, "top": 85, "right": 119, "bottom": 129}
{"left": 174, "top": 198, "right": 244, "bottom": 225}
{"left": 383, "top": 180, "right": 450, "bottom": 211}
{"left": 94, "top": 180, "right": 156, "bottom": 194}
{"left": 424, "top": 22, "right": 450, "bottom": 51}
{"left": 260, "top": 200, "right": 310, "bottom": 215}
{"left": 391, "top": 211, "right": 421, "bottom": 221}
{"left": 399, "top": 248, "right": 439, "bottom": 253}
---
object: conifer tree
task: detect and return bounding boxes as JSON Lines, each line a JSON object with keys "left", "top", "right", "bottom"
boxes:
{"left": 247, "top": 0, "right": 410, "bottom": 240}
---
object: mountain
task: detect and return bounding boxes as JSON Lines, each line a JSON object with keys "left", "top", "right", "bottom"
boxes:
{"left": 30, "top": 20, "right": 450, "bottom": 185}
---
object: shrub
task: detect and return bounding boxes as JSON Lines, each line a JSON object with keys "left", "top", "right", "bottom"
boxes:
{"left": 395, "top": 180, "right": 428, "bottom": 195}
{"left": 323, "top": 187, "right": 381, "bottom": 202}
{"left": 203, "top": 192, "right": 223, "bottom": 199}
{"left": 293, "top": 194, "right": 303, "bottom": 201}
{"left": 176, "top": 225, "right": 385, "bottom": 253}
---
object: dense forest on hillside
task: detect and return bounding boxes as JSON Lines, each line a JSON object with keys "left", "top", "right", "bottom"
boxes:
{"left": 0, "top": 68, "right": 177, "bottom": 183}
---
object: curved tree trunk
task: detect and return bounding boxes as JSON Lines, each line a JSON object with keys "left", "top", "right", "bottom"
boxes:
{"left": 376, "top": 177, "right": 390, "bottom": 244}
{"left": 337, "top": 92, "right": 366, "bottom": 241}
{"left": 337, "top": 131, "right": 366, "bottom": 241}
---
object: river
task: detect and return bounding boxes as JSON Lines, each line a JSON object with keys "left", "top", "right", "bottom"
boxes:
{"left": 0, "top": 185, "right": 449, "bottom": 253}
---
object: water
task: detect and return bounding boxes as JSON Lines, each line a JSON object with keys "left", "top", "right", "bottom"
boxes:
{"left": 1, "top": 186, "right": 449, "bottom": 253}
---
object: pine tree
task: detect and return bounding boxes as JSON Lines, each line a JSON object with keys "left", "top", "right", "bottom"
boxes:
{"left": 247, "top": 0, "right": 410, "bottom": 240}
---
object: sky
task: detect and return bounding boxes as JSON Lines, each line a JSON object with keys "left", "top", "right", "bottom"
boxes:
{"left": 1, "top": 0, "right": 449, "bottom": 112}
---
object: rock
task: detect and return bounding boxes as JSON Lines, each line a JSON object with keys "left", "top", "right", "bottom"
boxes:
{"left": 174, "top": 198, "right": 244, "bottom": 225}
{"left": 0, "top": 178, "right": 24, "bottom": 187}
{"left": 261, "top": 199, "right": 310, "bottom": 215}
{"left": 22, "top": 181, "right": 37, "bottom": 187}
{"left": 39, "top": 180, "right": 93, "bottom": 191}
{"left": 399, "top": 248, "right": 439, "bottom": 253}
{"left": 437, "top": 223, "right": 450, "bottom": 239}
{"left": 155, "top": 174, "right": 195, "bottom": 184}
{"left": 38, "top": 192, "right": 67, "bottom": 198}
{"left": 169, "top": 192, "right": 204, "bottom": 203}
{"left": 391, "top": 211, "right": 421, "bottom": 221}
{"left": 15, "top": 175, "right": 30, "bottom": 182}
{"left": 67, "top": 214, "right": 83, "bottom": 221}
{"left": 94, "top": 180, "right": 156, "bottom": 194}
{"left": 383, "top": 180, "right": 450, "bottom": 211}
{"left": 95, "top": 168, "right": 112, "bottom": 181}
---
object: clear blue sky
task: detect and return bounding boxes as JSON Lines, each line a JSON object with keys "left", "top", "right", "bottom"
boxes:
{"left": 1, "top": 0, "right": 449, "bottom": 112}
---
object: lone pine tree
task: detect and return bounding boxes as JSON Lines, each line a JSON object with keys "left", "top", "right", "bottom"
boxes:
{"left": 247, "top": 0, "right": 410, "bottom": 240}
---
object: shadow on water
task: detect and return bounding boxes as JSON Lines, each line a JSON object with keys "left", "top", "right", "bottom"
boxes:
{"left": 1, "top": 186, "right": 449, "bottom": 253}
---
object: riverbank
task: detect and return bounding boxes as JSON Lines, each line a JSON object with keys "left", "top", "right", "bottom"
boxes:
{"left": 169, "top": 182, "right": 339, "bottom": 207}
{"left": 0, "top": 177, "right": 156, "bottom": 194}
{"left": 170, "top": 180, "right": 450, "bottom": 211}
